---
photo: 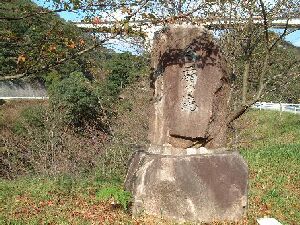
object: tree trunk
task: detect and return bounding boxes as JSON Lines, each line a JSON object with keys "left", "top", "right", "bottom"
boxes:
{"left": 242, "top": 59, "right": 250, "bottom": 105}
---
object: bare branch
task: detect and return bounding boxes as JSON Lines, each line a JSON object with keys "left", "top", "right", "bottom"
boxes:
{"left": 241, "top": 60, "right": 251, "bottom": 104}
{"left": 269, "top": 19, "right": 293, "bottom": 51}
{"left": 228, "top": 59, "right": 300, "bottom": 124}
{"left": 259, "top": 0, "right": 270, "bottom": 47}
{"left": 0, "top": 44, "right": 99, "bottom": 81}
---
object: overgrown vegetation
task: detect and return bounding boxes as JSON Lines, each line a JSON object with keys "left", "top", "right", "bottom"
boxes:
{"left": 0, "top": 50, "right": 148, "bottom": 178}
{"left": 0, "top": 43, "right": 148, "bottom": 177}
{"left": 0, "top": 111, "right": 299, "bottom": 224}
{"left": 235, "top": 110, "right": 300, "bottom": 149}
{"left": 96, "top": 185, "right": 132, "bottom": 210}
{"left": 0, "top": 0, "right": 149, "bottom": 176}
{"left": 0, "top": 100, "right": 106, "bottom": 178}
{"left": 48, "top": 71, "right": 102, "bottom": 128}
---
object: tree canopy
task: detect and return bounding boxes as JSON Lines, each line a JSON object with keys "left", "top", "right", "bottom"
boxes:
{"left": 0, "top": 0, "right": 104, "bottom": 81}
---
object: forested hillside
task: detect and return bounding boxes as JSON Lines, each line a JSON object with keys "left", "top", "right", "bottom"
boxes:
{"left": 0, "top": 0, "right": 149, "bottom": 178}
{"left": 0, "top": 0, "right": 119, "bottom": 82}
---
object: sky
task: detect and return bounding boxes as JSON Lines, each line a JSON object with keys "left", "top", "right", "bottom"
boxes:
{"left": 33, "top": 0, "right": 300, "bottom": 51}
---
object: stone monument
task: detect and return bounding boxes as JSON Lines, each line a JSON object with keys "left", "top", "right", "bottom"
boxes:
{"left": 125, "top": 25, "right": 248, "bottom": 223}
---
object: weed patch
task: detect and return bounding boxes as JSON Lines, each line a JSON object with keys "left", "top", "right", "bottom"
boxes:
{"left": 96, "top": 186, "right": 132, "bottom": 210}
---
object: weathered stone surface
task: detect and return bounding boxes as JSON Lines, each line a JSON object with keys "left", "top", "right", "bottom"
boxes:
{"left": 149, "top": 25, "right": 229, "bottom": 149}
{"left": 125, "top": 150, "right": 248, "bottom": 223}
{"left": 125, "top": 25, "right": 248, "bottom": 223}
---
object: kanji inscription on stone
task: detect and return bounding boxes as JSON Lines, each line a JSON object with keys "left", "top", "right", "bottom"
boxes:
{"left": 149, "top": 25, "right": 230, "bottom": 149}
{"left": 181, "top": 65, "right": 198, "bottom": 112}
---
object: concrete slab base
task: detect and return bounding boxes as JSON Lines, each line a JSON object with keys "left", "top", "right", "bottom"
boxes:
{"left": 125, "top": 149, "right": 248, "bottom": 223}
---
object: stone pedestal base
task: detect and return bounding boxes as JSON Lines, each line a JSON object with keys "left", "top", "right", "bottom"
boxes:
{"left": 125, "top": 150, "right": 248, "bottom": 223}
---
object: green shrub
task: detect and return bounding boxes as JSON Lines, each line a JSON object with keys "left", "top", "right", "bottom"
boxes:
{"left": 96, "top": 185, "right": 132, "bottom": 210}
{"left": 106, "top": 52, "right": 139, "bottom": 88}
{"left": 93, "top": 52, "right": 148, "bottom": 123}
{"left": 20, "top": 105, "right": 45, "bottom": 128}
{"left": 48, "top": 71, "right": 100, "bottom": 127}
{"left": 103, "top": 52, "right": 148, "bottom": 98}
{"left": 12, "top": 105, "right": 45, "bottom": 135}
{"left": 94, "top": 81, "right": 118, "bottom": 111}
{"left": 12, "top": 120, "right": 27, "bottom": 135}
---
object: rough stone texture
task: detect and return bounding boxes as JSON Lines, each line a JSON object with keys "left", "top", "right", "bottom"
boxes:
{"left": 149, "top": 25, "right": 229, "bottom": 149}
{"left": 125, "top": 25, "right": 248, "bottom": 223}
{"left": 125, "top": 150, "right": 248, "bottom": 223}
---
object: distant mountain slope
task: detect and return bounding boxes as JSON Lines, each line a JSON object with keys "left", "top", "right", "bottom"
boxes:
{"left": 0, "top": 0, "right": 109, "bottom": 83}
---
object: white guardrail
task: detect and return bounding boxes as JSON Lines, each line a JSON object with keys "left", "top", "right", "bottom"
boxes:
{"left": 0, "top": 97, "right": 49, "bottom": 100}
{"left": 1, "top": 97, "right": 299, "bottom": 114}
{"left": 252, "top": 102, "right": 300, "bottom": 114}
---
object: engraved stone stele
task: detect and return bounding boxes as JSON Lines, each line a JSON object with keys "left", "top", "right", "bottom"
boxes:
{"left": 124, "top": 25, "right": 248, "bottom": 223}
{"left": 149, "top": 24, "right": 230, "bottom": 149}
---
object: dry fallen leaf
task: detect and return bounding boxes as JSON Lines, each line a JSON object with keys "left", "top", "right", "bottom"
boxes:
{"left": 67, "top": 41, "right": 76, "bottom": 49}
{"left": 17, "top": 54, "right": 26, "bottom": 64}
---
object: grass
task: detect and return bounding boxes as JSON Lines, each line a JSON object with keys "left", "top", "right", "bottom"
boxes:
{"left": 0, "top": 110, "right": 299, "bottom": 224}
{"left": 236, "top": 110, "right": 300, "bottom": 149}
{"left": 0, "top": 175, "right": 132, "bottom": 224}
{"left": 241, "top": 144, "right": 300, "bottom": 225}
{"left": 238, "top": 110, "right": 300, "bottom": 225}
